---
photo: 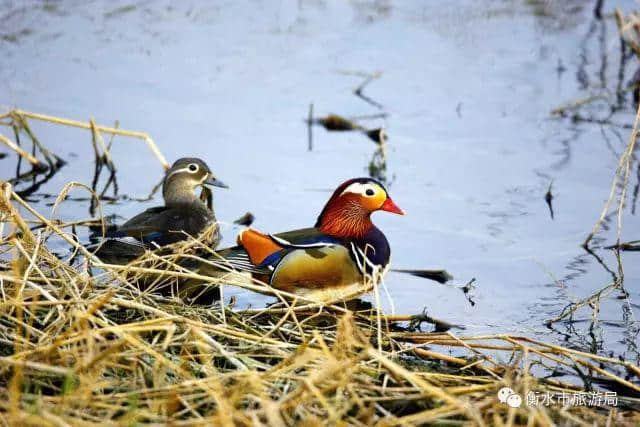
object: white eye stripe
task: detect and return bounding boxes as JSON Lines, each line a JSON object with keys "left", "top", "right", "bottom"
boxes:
{"left": 340, "top": 182, "right": 378, "bottom": 197}
{"left": 166, "top": 166, "right": 198, "bottom": 180}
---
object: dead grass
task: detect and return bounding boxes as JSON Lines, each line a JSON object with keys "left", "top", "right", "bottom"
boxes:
{"left": 0, "top": 171, "right": 639, "bottom": 425}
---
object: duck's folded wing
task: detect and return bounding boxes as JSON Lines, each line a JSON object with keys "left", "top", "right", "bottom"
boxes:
{"left": 210, "top": 247, "right": 273, "bottom": 275}
{"left": 206, "top": 228, "right": 340, "bottom": 275}
{"left": 88, "top": 207, "right": 177, "bottom": 256}
{"left": 85, "top": 237, "right": 148, "bottom": 260}
{"left": 87, "top": 206, "right": 165, "bottom": 236}
{"left": 116, "top": 207, "right": 175, "bottom": 240}
{"left": 116, "top": 207, "right": 206, "bottom": 246}
{"left": 89, "top": 207, "right": 166, "bottom": 240}
{"left": 269, "top": 227, "right": 338, "bottom": 249}
{"left": 271, "top": 227, "right": 337, "bottom": 244}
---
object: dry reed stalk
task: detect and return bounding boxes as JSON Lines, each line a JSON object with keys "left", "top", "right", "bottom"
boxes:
{"left": 0, "top": 134, "right": 45, "bottom": 170}
{"left": 583, "top": 101, "right": 640, "bottom": 248}
{"left": 8, "top": 109, "right": 169, "bottom": 170}
{"left": 615, "top": 8, "right": 640, "bottom": 57}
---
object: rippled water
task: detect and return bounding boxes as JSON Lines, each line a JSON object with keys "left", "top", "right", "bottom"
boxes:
{"left": 1, "top": 0, "right": 639, "bottom": 366}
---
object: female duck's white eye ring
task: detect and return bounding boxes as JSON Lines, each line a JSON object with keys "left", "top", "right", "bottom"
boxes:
{"left": 188, "top": 163, "right": 199, "bottom": 172}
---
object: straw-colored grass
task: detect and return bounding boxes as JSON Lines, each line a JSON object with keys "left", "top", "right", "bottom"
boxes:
{"left": 0, "top": 212, "right": 639, "bottom": 427}
{"left": 0, "top": 157, "right": 639, "bottom": 425}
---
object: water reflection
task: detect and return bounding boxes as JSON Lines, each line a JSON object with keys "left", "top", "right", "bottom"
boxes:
{"left": 2, "top": 112, "right": 65, "bottom": 198}
{"left": 368, "top": 141, "right": 388, "bottom": 183}
{"left": 306, "top": 70, "right": 392, "bottom": 184}
{"left": 308, "top": 112, "right": 390, "bottom": 183}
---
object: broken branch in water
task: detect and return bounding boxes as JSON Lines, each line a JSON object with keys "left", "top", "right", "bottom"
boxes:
{"left": 316, "top": 114, "right": 363, "bottom": 131}
{"left": 11, "top": 111, "right": 66, "bottom": 170}
{"left": 89, "top": 119, "right": 119, "bottom": 216}
{"left": 306, "top": 111, "right": 390, "bottom": 167}
{"left": 406, "top": 308, "right": 465, "bottom": 332}
{"left": 0, "top": 109, "right": 68, "bottom": 175}
{"left": 353, "top": 71, "right": 384, "bottom": 109}
{"left": 605, "top": 240, "right": 640, "bottom": 251}
{"left": 0, "top": 133, "right": 47, "bottom": 172}
{"left": 392, "top": 268, "right": 453, "bottom": 284}
{"left": 391, "top": 270, "right": 475, "bottom": 307}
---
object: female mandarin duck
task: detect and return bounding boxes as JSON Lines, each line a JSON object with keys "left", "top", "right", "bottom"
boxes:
{"left": 90, "top": 157, "right": 227, "bottom": 260}
{"left": 198, "top": 177, "right": 404, "bottom": 302}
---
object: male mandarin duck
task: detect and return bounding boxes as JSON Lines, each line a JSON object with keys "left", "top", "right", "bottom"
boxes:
{"left": 197, "top": 177, "right": 404, "bottom": 302}
{"left": 90, "top": 157, "right": 227, "bottom": 261}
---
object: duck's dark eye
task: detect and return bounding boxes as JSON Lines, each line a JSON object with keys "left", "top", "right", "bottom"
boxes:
{"left": 365, "top": 188, "right": 375, "bottom": 196}
{"left": 188, "top": 164, "right": 198, "bottom": 172}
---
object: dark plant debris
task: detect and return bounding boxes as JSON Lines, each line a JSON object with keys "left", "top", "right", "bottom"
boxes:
{"left": 461, "top": 277, "right": 477, "bottom": 307}
{"left": 407, "top": 308, "right": 465, "bottom": 333}
{"left": 234, "top": 211, "right": 255, "bottom": 227}
{"left": 353, "top": 71, "right": 384, "bottom": 109}
{"left": 317, "top": 114, "right": 362, "bottom": 131}
{"left": 545, "top": 180, "right": 555, "bottom": 220}
{"left": 365, "top": 127, "right": 387, "bottom": 144}
{"left": 605, "top": 240, "right": 640, "bottom": 251}
{"left": 392, "top": 268, "right": 453, "bottom": 284}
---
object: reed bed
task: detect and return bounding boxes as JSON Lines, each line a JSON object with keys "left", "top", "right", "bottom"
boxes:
{"left": 0, "top": 174, "right": 638, "bottom": 426}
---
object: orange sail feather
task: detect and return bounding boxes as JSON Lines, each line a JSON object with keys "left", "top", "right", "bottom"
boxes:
{"left": 237, "top": 229, "right": 283, "bottom": 265}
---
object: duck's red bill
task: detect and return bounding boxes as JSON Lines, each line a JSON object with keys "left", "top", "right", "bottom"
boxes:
{"left": 381, "top": 197, "right": 405, "bottom": 215}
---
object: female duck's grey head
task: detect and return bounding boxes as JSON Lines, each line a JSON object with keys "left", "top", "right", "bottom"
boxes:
{"left": 162, "top": 157, "right": 228, "bottom": 206}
